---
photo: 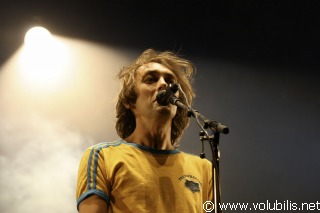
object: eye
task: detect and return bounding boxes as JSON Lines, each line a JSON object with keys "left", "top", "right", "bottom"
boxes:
{"left": 165, "top": 77, "right": 176, "bottom": 85}
{"left": 144, "top": 75, "right": 157, "bottom": 84}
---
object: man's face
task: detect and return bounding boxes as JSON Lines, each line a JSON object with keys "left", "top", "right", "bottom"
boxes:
{"left": 131, "top": 62, "right": 178, "bottom": 121}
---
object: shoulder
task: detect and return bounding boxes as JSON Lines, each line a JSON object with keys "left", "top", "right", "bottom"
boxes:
{"left": 86, "top": 140, "right": 123, "bottom": 151}
{"left": 80, "top": 140, "right": 125, "bottom": 160}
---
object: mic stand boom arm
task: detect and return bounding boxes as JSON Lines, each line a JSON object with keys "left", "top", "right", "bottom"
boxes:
{"left": 170, "top": 96, "right": 229, "bottom": 213}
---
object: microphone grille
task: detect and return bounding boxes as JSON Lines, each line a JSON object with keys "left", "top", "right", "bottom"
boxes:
{"left": 170, "top": 83, "right": 179, "bottom": 93}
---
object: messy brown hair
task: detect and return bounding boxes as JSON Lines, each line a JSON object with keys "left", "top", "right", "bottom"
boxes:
{"left": 115, "top": 49, "right": 195, "bottom": 147}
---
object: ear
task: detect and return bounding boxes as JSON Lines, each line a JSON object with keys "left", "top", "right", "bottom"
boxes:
{"left": 124, "top": 103, "right": 130, "bottom": 109}
{"left": 124, "top": 102, "right": 136, "bottom": 109}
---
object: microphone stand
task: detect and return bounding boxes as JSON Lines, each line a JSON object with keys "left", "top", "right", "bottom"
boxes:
{"left": 170, "top": 96, "right": 229, "bottom": 213}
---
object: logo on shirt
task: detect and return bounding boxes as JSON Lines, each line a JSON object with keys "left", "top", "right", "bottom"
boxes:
{"left": 185, "top": 180, "right": 200, "bottom": 193}
{"left": 178, "top": 174, "right": 202, "bottom": 193}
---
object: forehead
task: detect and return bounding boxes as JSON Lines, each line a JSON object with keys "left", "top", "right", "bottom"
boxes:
{"left": 136, "top": 62, "right": 176, "bottom": 78}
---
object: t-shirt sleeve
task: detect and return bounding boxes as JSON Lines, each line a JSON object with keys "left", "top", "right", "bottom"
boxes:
{"left": 76, "top": 146, "right": 110, "bottom": 210}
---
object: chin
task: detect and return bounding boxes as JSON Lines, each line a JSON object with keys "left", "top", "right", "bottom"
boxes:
{"left": 157, "top": 105, "right": 176, "bottom": 117}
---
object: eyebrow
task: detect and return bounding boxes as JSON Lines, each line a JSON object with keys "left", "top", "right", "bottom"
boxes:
{"left": 142, "top": 70, "right": 177, "bottom": 80}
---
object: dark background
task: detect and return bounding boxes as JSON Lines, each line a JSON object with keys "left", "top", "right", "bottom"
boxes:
{"left": 1, "top": 0, "right": 319, "bottom": 212}
{"left": 2, "top": 0, "right": 319, "bottom": 70}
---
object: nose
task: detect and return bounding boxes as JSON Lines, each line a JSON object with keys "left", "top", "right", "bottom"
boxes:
{"left": 157, "top": 77, "right": 168, "bottom": 91}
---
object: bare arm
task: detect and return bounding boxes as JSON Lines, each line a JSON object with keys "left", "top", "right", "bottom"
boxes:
{"left": 79, "top": 195, "right": 108, "bottom": 213}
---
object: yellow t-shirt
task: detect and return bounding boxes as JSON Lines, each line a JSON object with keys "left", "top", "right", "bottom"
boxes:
{"left": 76, "top": 139, "right": 212, "bottom": 212}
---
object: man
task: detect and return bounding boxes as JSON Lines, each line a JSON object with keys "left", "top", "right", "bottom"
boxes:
{"left": 76, "top": 49, "right": 212, "bottom": 212}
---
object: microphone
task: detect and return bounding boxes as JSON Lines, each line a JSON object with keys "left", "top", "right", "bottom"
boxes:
{"left": 156, "top": 83, "right": 179, "bottom": 106}
{"left": 156, "top": 83, "right": 230, "bottom": 134}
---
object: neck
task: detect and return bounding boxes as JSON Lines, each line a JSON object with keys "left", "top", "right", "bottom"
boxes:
{"left": 125, "top": 116, "right": 174, "bottom": 150}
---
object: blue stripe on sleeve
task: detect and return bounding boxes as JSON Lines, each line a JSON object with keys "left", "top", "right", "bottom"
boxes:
{"left": 90, "top": 141, "right": 122, "bottom": 190}
{"left": 87, "top": 148, "right": 95, "bottom": 190}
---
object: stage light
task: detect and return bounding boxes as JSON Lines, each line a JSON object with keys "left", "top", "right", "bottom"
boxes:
{"left": 19, "top": 27, "right": 71, "bottom": 92}
{"left": 24, "top": 26, "right": 52, "bottom": 48}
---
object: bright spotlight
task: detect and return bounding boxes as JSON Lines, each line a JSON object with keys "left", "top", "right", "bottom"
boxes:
{"left": 19, "top": 27, "right": 72, "bottom": 92}
{"left": 24, "top": 26, "right": 52, "bottom": 48}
